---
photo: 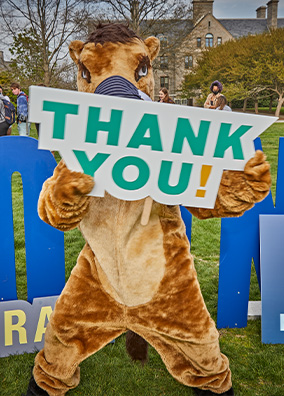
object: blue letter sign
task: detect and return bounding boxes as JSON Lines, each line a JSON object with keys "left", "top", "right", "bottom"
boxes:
{"left": 217, "top": 138, "right": 284, "bottom": 328}
{"left": 0, "top": 137, "right": 65, "bottom": 303}
{"left": 260, "top": 214, "right": 284, "bottom": 344}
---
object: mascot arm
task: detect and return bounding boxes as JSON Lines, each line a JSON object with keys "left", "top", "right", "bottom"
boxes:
{"left": 186, "top": 150, "right": 271, "bottom": 219}
{"left": 38, "top": 160, "right": 95, "bottom": 231}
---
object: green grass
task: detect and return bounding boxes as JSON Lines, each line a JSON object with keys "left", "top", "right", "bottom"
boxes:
{"left": 245, "top": 107, "right": 284, "bottom": 116}
{"left": 1, "top": 122, "right": 284, "bottom": 396}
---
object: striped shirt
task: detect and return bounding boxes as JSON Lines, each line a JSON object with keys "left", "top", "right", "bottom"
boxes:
{"left": 95, "top": 76, "right": 142, "bottom": 100}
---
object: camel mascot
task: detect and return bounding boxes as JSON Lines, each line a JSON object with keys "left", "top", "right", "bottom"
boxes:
{"left": 24, "top": 23, "right": 271, "bottom": 396}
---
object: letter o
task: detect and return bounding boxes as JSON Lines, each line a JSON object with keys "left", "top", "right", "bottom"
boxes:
{"left": 112, "top": 156, "right": 149, "bottom": 190}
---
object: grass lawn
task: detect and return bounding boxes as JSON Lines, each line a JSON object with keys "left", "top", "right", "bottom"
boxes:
{"left": 1, "top": 122, "right": 284, "bottom": 396}
{"left": 243, "top": 107, "right": 284, "bottom": 117}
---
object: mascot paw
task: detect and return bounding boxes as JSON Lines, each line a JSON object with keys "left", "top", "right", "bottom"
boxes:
{"left": 244, "top": 150, "right": 271, "bottom": 192}
{"left": 53, "top": 161, "right": 95, "bottom": 205}
{"left": 193, "top": 387, "right": 234, "bottom": 395}
{"left": 22, "top": 375, "right": 49, "bottom": 396}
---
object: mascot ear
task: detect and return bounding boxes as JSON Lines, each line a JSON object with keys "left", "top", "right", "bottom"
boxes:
{"left": 144, "top": 37, "right": 160, "bottom": 61}
{"left": 69, "top": 40, "right": 84, "bottom": 65}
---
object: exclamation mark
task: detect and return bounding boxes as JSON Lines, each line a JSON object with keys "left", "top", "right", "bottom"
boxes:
{"left": 196, "top": 165, "right": 212, "bottom": 198}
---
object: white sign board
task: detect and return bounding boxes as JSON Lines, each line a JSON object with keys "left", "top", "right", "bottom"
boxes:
{"left": 29, "top": 86, "right": 277, "bottom": 208}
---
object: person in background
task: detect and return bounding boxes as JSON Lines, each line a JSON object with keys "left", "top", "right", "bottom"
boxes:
{"left": 10, "top": 82, "right": 30, "bottom": 136}
{"left": 204, "top": 80, "right": 223, "bottom": 109}
{"left": 0, "top": 91, "right": 12, "bottom": 136}
{"left": 216, "top": 95, "right": 232, "bottom": 112}
{"left": 158, "top": 87, "right": 174, "bottom": 104}
{"left": 0, "top": 85, "right": 10, "bottom": 102}
{"left": 0, "top": 85, "right": 12, "bottom": 135}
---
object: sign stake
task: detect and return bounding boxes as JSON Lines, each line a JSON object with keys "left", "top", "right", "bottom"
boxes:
{"left": 141, "top": 196, "right": 153, "bottom": 226}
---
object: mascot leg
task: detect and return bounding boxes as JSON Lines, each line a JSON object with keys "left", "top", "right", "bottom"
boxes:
{"left": 26, "top": 244, "right": 125, "bottom": 396}
{"left": 128, "top": 298, "right": 232, "bottom": 394}
{"left": 126, "top": 237, "right": 232, "bottom": 394}
{"left": 129, "top": 324, "right": 232, "bottom": 395}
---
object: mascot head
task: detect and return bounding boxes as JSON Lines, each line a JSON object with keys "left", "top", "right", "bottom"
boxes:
{"left": 69, "top": 23, "right": 160, "bottom": 100}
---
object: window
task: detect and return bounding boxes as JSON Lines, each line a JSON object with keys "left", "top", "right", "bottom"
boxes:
{"left": 197, "top": 37, "right": 201, "bottom": 48}
{"left": 160, "top": 56, "right": 168, "bottom": 69}
{"left": 160, "top": 76, "right": 169, "bottom": 89}
{"left": 208, "top": 21, "right": 211, "bottom": 28}
{"left": 217, "top": 37, "right": 222, "bottom": 45}
{"left": 185, "top": 55, "right": 193, "bottom": 69}
{"left": 174, "top": 99, "right": 190, "bottom": 106}
{"left": 157, "top": 34, "right": 168, "bottom": 46}
{"left": 205, "top": 33, "right": 213, "bottom": 47}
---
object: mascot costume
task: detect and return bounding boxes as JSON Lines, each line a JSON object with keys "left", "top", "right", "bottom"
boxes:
{"left": 24, "top": 23, "right": 271, "bottom": 396}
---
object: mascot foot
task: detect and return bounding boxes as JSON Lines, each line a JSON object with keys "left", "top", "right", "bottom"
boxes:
{"left": 193, "top": 387, "right": 234, "bottom": 395}
{"left": 22, "top": 375, "right": 49, "bottom": 396}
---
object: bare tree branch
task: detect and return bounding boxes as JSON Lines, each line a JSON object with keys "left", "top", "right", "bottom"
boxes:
{"left": 0, "top": 0, "right": 98, "bottom": 86}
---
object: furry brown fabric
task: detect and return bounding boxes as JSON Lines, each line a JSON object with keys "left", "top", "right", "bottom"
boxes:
{"left": 86, "top": 23, "right": 141, "bottom": 45}
{"left": 31, "top": 23, "right": 271, "bottom": 396}
{"left": 68, "top": 26, "right": 159, "bottom": 98}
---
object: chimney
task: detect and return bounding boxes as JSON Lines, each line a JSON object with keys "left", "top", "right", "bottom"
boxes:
{"left": 267, "top": 0, "right": 279, "bottom": 29}
{"left": 192, "top": 0, "right": 214, "bottom": 25}
{"left": 256, "top": 6, "right": 266, "bottom": 18}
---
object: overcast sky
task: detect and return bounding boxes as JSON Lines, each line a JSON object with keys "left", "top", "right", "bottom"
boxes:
{"left": 213, "top": 0, "right": 284, "bottom": 19}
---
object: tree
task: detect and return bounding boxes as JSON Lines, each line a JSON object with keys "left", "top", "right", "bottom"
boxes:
{"left": 9, "top": 28, "right": 46, "bottom": 86}
{"left": 250, "top": 28, "right": 284, "bottom": 117}
{"left": 0, "top": 69, "right": 15, "bottom": 98}
{"left": 181, "top": 28, "right": 284, "bottom": 117}
{"left": 94, "top": 0, "right": 191, "bottom": 36}
{"left": 0, "top": 0, "right": 94, "bottom": 87}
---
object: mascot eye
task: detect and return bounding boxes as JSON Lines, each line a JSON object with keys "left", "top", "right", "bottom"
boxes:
{"left": 138, "top": 65, "right": 148, "bottom": 77}
{"left": 79, "top": 61, "right": 91, "bottom": 83}
{"left": 135, "top": 55, "right": 150, "bottom": 82}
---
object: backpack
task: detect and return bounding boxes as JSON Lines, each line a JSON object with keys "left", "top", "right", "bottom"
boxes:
{"left": 18, "top": 92, "right": 29, "bottom": 102}
{"left": 1, "top": 99, "right": 16, "bottom": 125}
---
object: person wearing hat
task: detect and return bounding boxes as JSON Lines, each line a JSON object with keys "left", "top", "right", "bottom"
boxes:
{"left": 204, "top": 80, "right": 223, "bottom": 109}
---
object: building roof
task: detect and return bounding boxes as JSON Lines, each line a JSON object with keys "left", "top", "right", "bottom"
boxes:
{"left": 218, "top": 18, "right": 284, "bottom": 38}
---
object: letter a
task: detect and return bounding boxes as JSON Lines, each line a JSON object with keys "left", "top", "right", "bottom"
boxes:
{"left": 127, "top": 114, "right": 162, "bottom": 151}
{"left": 34, "top": 306, "right": 53, "bottom": 343}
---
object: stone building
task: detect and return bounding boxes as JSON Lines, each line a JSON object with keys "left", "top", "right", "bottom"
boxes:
{"left": 153, "top": 0, "right": 284, "bottom": 103}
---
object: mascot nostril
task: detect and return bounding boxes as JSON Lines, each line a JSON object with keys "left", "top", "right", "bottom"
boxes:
{"left": 23, "top": 22, "right": 271, "bottom": 396}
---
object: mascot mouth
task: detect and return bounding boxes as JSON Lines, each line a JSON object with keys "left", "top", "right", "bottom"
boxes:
{"left": 94, "top": 75, "right": 152, "bottom": 101}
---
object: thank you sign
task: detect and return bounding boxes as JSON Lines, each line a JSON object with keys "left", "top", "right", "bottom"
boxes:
{"left": 29, "top": 86, "right": 277, "bottom": 208}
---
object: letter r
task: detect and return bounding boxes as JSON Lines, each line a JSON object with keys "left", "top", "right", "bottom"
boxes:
{"left": 4, "top": 310, "right": 27, "bottom": 346}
